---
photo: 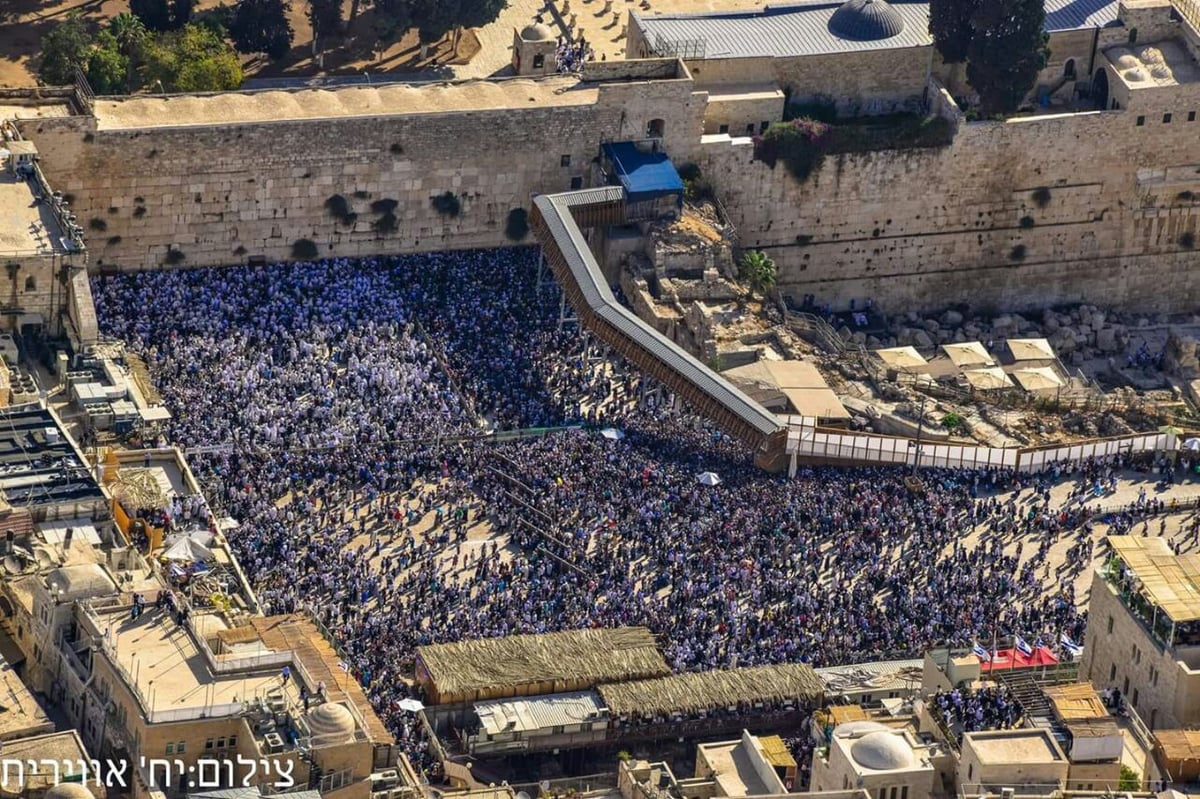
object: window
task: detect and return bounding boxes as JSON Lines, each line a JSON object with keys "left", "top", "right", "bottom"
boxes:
{"left": 1136, "top": 115, "right": 1146, "bottom": 126}
{"left": 552, "top": 725, "right": 564, "bottom": 735}
{"left": 746, "top": 123, "right": 755, "bottom": 134}
{"left": 646, "top": 118, "right": 665, "bottom": 138}
{"left": 23, "top": 276, "right": 35, "bottom": 292}
{"left": 569, "top": 177, "right": 583, "bottom": 190}
{"left": 217, "top": 737, "right": 226, "bottom": 749}
{"left": 1064, "top": 59, "right": 1076, "bottom": 79}
{"left": 166, "top": 743, "right": 175, "bottom": 755}
{"left": 1164, "top": 113, "right": 1173, "bottom": 123}
{"left": 532, "top": 54, "right": 545, "bottom": 69}
{"left": 902, "top": 788, "right": 908, "bottom": 799}
{"left": 1132, "top": 688, "right": 1140, "bottom": 707}
{"left": 228, "top": 736, "right": 237, "bottom": 748}
{"left": 1109, "top": 664, "right": 1117, "bottom": 681}
{"left": 1108, "top": 616, "right": 1114, "bottom": 634}
{"left": 1123, "top": 676, "right": 1130, "bottom": 695}
{"left": 560, "top": 154, "right": 571, "bottom": 168}
{"left": 718, "top": 124, "right": 729, "bottom": 134}
{"left": 968, "top": 764, "right": 973, "bottom": 781}
{"left": 760, "top": 121, "right": 770, "bottom": 133}
{"left": 1189, "top": 111, "right": 1196, "bottom": 122}
{"left": 205, "top": 739, "right": 214, "bottom": 751}
{"left": 890, "top": 787, "right": 898, "bottom": 799}
{"left": 176, "top": 741, "right": 185, "bottom": 753}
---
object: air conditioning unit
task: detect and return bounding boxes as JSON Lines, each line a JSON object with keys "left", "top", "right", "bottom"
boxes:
{"left": 263, "top": 732, "right": 285, "bottom": 754}
{"left": 371, "top": 769, "right": 400, "bottom": 790}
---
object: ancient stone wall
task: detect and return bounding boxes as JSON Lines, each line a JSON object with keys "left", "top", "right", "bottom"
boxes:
{"left": 25, "top": 71, "right": 702, "bottom": 271}
{"left": 699, "top": 105, "right": 1200, "bottom": 313}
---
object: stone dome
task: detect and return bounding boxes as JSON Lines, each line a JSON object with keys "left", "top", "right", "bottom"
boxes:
{"left": 1124, "top": 68, "right": 1147, "bottom": 82}
{"left": 307, "top": 701, "right": 356, "bottom": 745}
{"left": 829, "top": 0, "right": 905, "bottom": 41}
{"left": 1151, "top": 64, "right": 1173, "bottom": 80}
{"left": 45, "top": 785, "right": 96, "bottom": 799}
{"left": 520, "top": 22, "right": 555, "bottom": 41}
{"left": 1138, "top": 46, "right": 1165, "bottom": 64}
{"left": 850, "top": 731, "right": 916, "bottom": 771}
{"left": 834, "top": 720, "right": 890, "bottom": 736}
{"left": 1114, "top": 52, "right": 1139, "bottom": 69}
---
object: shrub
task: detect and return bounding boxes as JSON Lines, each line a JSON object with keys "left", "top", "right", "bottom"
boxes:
{"left": 784, "top": 96, "right": 837, "bottom": 123}
{"left": 754, "top": 118, "right": 829, "bottom": 182}
{"left": 617, "top": 750, "right": 633, "bottom": 762}
{"left": 292, "top": 238, "right": 319, "bottom": 259}
{"left": 824, "top": 115, "right": 956, "bottom": 154}
{"left": 431, "top": 191, "right": 461, "bottom": 218}
{"left": 106, "top": 235, "right": 122, "bottom": 246}
{"left": 1032, "top": 186, "right": 1052, "bottom": 208}
{"left": 1118, "top": 765, "right": 1140, "bottom": 792}
{"left": 1181, "top": 231, "right": 1197, "bottom": 249}
{"left": 324, "top": 194, "right": 356, "bottom": 225}
{"left": 89, "top": 217, "right": 108, "bottom": 232}
{"left": 233, "top": 245, "right": 247, "bottom": 255}
{"left": 133, "top": 206, "right": 147, "bottom": 218}
{"left": 739, "top": 249, "right": 777, "bottom": 294}
{"left": 1010, "top": 244, "right": 1027, "bottom": 260}
{"left": 373, "top": 212, "right": 398, "bottom": 235}
{"left": 505, "top": 208, "right": 530, "bottom": 242}
{"left": 353, "top": 190, "right": 372, "bottom": 199}
{"left": 164, "top": 247, "right": 185, "bottom": 264}
{"left": 390, "top": 142, "right": 404, "bottom": 154}
{"left": 371, "top": 198, "right": 399, "bottom": 214}
{"left": 942, "top": 412, "right": 963, "bottom": 431}
{"left": 677, "top": 163, "right": 701, "bottom": 182}
{"left": 1019, "top": 215, "right": 1035, "bottom": 229}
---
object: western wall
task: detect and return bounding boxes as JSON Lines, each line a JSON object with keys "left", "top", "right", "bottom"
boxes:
{"left": 10, "top": 0, "right": 1200, "bottom": 320}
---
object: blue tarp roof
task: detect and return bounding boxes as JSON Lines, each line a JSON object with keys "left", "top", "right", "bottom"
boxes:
{"left": 602, "top": 142, "right": 684, "bottom": 203}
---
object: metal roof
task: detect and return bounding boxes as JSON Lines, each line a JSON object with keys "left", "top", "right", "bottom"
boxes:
{"left": 634, "top": 0, "right": 1118, "bottom": 60}
{"left": 1109, "top": 536, "right": 1200, "bottom": 623}
{"left": 475, "top": 691, "right": 605, "bottom": 735}
{"left": 634, "top": 1, "right": 933, "bottom": 59}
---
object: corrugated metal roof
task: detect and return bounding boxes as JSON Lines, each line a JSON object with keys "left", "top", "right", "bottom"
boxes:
{"left": 816, "top": 658, "right": 924, "bottom": 694}
{"left": 475, "top": 691, "right": 605, "bottom": 735}
{"left": 1043, "top": 0, "right": 1119, "bottom": 31}
{"left": 634, "top": 1, "right": 933, "bottom": 58}
{"left": 635, "top": 0, "right": 1118, "bottom": 60}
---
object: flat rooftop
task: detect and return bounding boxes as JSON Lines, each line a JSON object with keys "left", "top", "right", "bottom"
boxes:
{"left": 0, "top": 406, "right": 106, "bottom": 509}
{"left": 99, "top": 606, "right": 298, "bottom": 721}
{"left": 0, "top": 650, "right": 53, "bottom": 739}
{"left": 93, "top": 77, "right": 599, "bottom": 130}
{"left": 964, "top": 729, "right": 1065, "bottom": 764}
{"left": 475, "top": 691, "right": 605, "bottom": 736}
{"left": 0, "top": 170, "right": 67, "bottom": 257}
{"left": 1105, "top": 40, "right": 1200, "bottom": 88}
{"left": 0, "top": 731, "right": 89, "bottom": 790}
{"left": 700, "top": 739, "right": 772, "bottom": 796}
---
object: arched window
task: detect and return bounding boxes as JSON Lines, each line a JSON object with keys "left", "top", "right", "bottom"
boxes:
{"left": 646, "top": 118, "right": 665, "bottom": 138}
{"left": 24, "top": 276, "right": 36, "bottom": 292}
{"left": 1064, "top": 58, "right": 1076, "bottom": 79}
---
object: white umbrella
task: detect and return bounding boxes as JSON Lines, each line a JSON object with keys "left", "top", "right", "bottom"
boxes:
{"left": 398, "top": 698, "right": 425, "bottom": 712}
{"left": 600, "top": 428, "right": 625, "bottom": 440}
{"left": 1185, "top": 438, "right": 1200, "bottom": 452}
{"left": 162, "top": 536, "right": 214, "bottom": 562}
{"left": 697, "top": 471, "right": 722, "bottom": 486}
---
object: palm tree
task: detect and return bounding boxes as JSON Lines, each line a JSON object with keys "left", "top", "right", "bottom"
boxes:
{"left": 739, "top": 249, "right": 777, "bottom": 296}
{"left": 109, "top": 13, "right": 148, "bottom": 91}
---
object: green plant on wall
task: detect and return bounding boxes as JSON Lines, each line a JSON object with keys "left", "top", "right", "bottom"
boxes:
{"left": 754, "top": 119, "right": 829, "bottom": 182}
{"left": 505, "top": 208, "right": 530, "bottom": 241}
{"left": 1118, "top": 765, "right": 1140, "bottom": 791}
{"left": 292, "top": 238, "right": 319, "bottom": 259}
{"left": 739, "top": 250, "right": 777, "bottom": 295}
{"left": 431, "top": 191, "right": 461, "bottom": 218}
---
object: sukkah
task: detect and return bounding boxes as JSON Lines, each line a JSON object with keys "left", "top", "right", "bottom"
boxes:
{"left": 110, "top": 468, "right": 168, "bottom": 511}
{"left": 597, "top": 663, "right": 824, "bottom": 717}
{"left": 416, "top": 627, "right": 669, "bottom": 697}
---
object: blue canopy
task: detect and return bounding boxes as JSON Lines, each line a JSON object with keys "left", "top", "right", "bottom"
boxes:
{"left": 602, "top": 142, "right": 684, "bottom": 204}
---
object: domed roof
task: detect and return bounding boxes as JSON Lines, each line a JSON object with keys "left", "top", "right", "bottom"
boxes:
{"left": 1137, "top": 46, "right": 1164, "bottom": 64}
{"left": 1151, "top": 64, "right": 1173, "bottom": 79}
{"left": 307, "top": 702, "right": 356, "bottom": 745}
{"left": 829, "top": 0, "right": 905, "bottom": 41}
{"left": 1113, "top": 52, "right": 1139, "bottom": 69}
{"left": 1125, "top": 68, "right": 1147, "bottom": 82}
{"left": 834, "top": 720, "right": 889, "bottom": 736}
{"left": 45, "top": 785, "right": 96, "bottom": 799}
{"left": 520, "top": 22, "right": 555, "bottom": 41}
{"left": 45, "top": 564, "right": 116, "bottom": 601}
{"left": 850, "top": 731, "right": 916, "bottom": 771}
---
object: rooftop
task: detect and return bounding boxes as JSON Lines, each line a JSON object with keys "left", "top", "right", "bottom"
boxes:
{"left": 596, "top": 662, "right": 823, "bottom": 717}
{"left": 0, "top": 648, "right": 52, "bottom": 739}
{"left": 1105, "top": 40, "right": 1200, "bottom": 89}
{"left": 0, "top": 731, "right": 89, "bottom": 793}
{"left": 1043, "top": 683, "right": 1109, "bottom": 721}
{"left": 417, "top": 626, "right": 670, "bottom": 699}
{"left": 475, "top": 691, "right": 605, "bottom": 736}
{"left": 0, "top": 169, "right": 68, "bottom": 258}
{"left": 963, "top": 729, "right": 1066, "bottom": 764}
{"left": 1108, "top": 535, "right": 1200, "bottom": 623}
{"left": 92, "top": 77, "right": 599, "bottom": 130}
{"left": 698, "top": 735, "right": 785, "bottom": 796}
{"left": 0, "top": 406, "right": 106, "bottom": 510}
{"left": 816, "top": 657, "right": 924, "bottom": 697}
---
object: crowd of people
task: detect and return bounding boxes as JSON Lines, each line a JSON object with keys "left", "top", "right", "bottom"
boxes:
{"left": 930, "top": 686, "right": 1022, "bottom": 745}
{"left": 92, "top": 248, "right": 1184, "bottom": 781}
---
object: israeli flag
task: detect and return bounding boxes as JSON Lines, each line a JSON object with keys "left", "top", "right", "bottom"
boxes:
{"left": 972, "top": 642, "right": 990, "bottom": 660}
{"left": 1060, "top": 634, "right": 1083, "bottom": 657}
{"left": 1015, "top": 635, "right": 1034, "bottom": 656}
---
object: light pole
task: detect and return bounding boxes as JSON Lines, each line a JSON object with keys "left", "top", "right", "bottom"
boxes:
{"left": 910, "top": 391, "right": 929, "bottom": 477}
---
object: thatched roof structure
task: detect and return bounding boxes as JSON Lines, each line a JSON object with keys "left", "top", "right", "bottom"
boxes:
{"left": 417, "top": 627, "right": 669, "bottom": 697}
{"left": 598, "top": 664, "right": 824, "bottom": 717}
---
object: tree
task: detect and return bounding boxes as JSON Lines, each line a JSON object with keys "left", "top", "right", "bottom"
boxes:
{"left": 173, "top": 0, "right": 194, "bottom": 28}
{"left": 739, "top": 250, "right": 777, "bottom": 295}
{"left": 109, "top": 13, "right": 147, "bottom": 90}
{"left": 408, "top": 0, "right": 507, "bottom": 57}
{"left": 966, "top": 0, "right": 1049, "bottom": 116}
{"left": 929, "top": 0, "right": 978, "bottom": 63}
{"left": 86, "top": 31, "right": 131, "bottom": 94}
{"left": 131, "top": 0, "right": 173, "bottom": 30}
{"left": 141, "top": 23, "right": 243, "bottom": 91}
{"left": 229, "top": 0, "right": 294, "bottom": 60}
{"left": 308, "top": 0, "right": 343, "bottom": 49}
{"left": 38, "top": 15, "right": 93, "bottom": 85}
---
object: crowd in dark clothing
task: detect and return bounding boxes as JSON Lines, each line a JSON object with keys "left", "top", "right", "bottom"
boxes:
{"left": 92, "top": 249, "right": 1184, "bottom": 780}
{"left": 931, "top": 686, "right": 1022, "bottom": 744}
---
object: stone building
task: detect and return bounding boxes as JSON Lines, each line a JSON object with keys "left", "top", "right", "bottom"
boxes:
{"left": 1080, "top": 535, "right": 1200, "bottom": 731}
{"left": 512, "top": 22, "right": 559, "bottom": 76}
{"left": 957, "top": 730, "right": 1070, "bottom": 795}
{"left": 810, "top": 722, "right": 938, "bottom": 799}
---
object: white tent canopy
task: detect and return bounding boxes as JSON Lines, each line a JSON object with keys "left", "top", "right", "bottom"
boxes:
{"left": 697, "top": 471, "right": 722, "bottom": 486}
{"left": 162, "top": 536, "right": 214, "bottom": 562}
{"left": 600, "top": 428, "right": 625, "bottom": 440}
